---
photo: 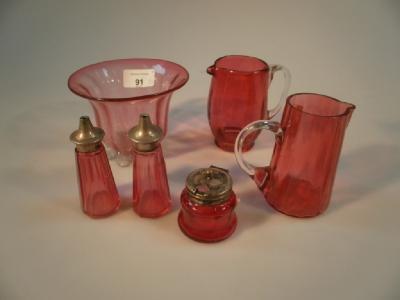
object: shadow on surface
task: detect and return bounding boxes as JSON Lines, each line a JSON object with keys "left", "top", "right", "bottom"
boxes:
{"left": 228, "top": 164, "right": 275, "bottom": 236}
{"left": 234, "top": 186, "right": 274, "bottom": 236}
{"left": 164, "top": 97, "right": 214, "bottom": 158}
{"left": 167, "top": 165, "right": 197, "bottom": 211}
{"left": 329, "top": 144, "right": 400, "bottom": 213}
{"left": 116, "top": 183, "right": 133, "bottom": 212}
{"left": 116, "top": 165, "right": 196, "bottom": 215}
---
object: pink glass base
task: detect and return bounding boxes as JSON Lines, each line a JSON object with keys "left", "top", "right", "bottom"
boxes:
{"left": 266, "top": 197, "right": 327, "bottom": 218}
{"left": 75, "top": 145, "right": 120, "bottom": 218}
{"left": 178, "top": 211, "right": 237, "bottom": 243}
{"left": 84, "top": 201, "right": 120, "bottom": 219}
{"left": 215, "top": 139, "right": 254, "bottom": 152}
{"left": 132, "top": 148, "right": 172, "bottom": 218}
{"left": 134, "top": 204, "right": 170, "bottom": 219}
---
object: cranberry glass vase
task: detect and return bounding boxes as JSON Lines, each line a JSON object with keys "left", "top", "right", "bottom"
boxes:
{"left": 132, "top": 147, "right": 171, "bottom": 218}
{"left": 207, "top": 55, "right": 290, "bottom": 152}
{"left": 235, "top": 93, "right": 356, "bottom": 217}
{"left": 68, "top": 58, "right": 189, "bottom": 166}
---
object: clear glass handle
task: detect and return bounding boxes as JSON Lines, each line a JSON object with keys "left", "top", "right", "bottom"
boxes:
{"left": 234, "top": 120, "right": 282, "bottom": 187}
{"left": 267, "top": 64, "right": 291, "bottom": 119}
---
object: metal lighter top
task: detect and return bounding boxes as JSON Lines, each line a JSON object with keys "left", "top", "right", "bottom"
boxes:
{"left": 185, "top": 165, "right": 233, "bottom": 205}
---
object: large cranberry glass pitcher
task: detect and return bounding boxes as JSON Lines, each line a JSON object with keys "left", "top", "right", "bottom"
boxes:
{"left": 207, "top": 55, "right": 290, "bottom": 152}
{"left": 234, "top": 93, "right": 356, "bottom": 217}
{"left": 68, "top": 59, "right": 189, "bottom": 166}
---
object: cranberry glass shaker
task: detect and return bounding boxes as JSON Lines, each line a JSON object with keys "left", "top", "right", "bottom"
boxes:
{"left": 207, "top": 55, "right": 291, "bottom": 152}
{"left": 128, "top": 114, "right": 171, "bottom": 218}
{"left": 70, "top": 116, "right": 120, "bottom": 217}
{"left": 178, "top": 166, "right": 237, "bottom": 242}
{"left": 235, "top": 93, "right": 356, "bottom": 217}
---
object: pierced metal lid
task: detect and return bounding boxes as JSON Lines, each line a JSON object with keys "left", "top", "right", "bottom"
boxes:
{"left": 186, "top": 166, "right": 233, "bottom": 205}
{"left": 128, "top": 114, "right": 163, "bottom": 152}
{"left": 69, "top": 116, "right": 104, "bottom": 152}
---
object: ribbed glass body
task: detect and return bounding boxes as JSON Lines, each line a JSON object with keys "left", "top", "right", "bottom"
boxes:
{"left": 262, "top": 94, "right": 355, "bottom": 217}
{"left": 207, "top": 55, "right": 290, "bottom": 152}
{"left": 235, "top": 93, "right": 355, "bottom": 218}
{"left": 132, "top": 147, "right": 171, "bottom": 218}
{"left": 75, "top": 144, "right": 120, "bottom": 217}
{"left": 68, "top": 59, "right": 189, "bottom": 166}
{"left": 178, "top": 189, "right": 237, "bottom": 243}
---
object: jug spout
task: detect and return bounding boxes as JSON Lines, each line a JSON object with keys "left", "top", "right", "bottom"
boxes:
{"left": 207, "top": 65, "right": 215, "bottom": 75}
{"left": 343, "top": 103, "right": 356, "bottom": 127}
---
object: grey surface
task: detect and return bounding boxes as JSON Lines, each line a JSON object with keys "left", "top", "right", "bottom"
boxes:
{"left": 1, "top": 1, "right": 399, "bottom": 299}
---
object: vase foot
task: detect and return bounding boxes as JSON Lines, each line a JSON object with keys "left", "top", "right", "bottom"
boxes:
{"left": 115, "top": 153, "right": 131, "bottom": 167}
{"left": 105, "top": 145, "right": 117, "bottom": 160}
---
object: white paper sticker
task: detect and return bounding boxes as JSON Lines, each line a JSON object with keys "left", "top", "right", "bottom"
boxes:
{"left": 123, "top": 69, "right": 155, "bottom": 88}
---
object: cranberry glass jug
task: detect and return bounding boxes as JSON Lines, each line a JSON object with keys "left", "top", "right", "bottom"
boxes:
{"left": 207, "top": 55, "right": 290, "bottom": 152}
{"left": 235, "top": 93, "right": 356, "bottom": 217}
{"left": 68, "top": 58, "right": 189, "bottom": 166}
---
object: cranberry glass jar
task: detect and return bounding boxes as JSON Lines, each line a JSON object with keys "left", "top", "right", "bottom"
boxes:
{"left": 178, "top": 166, "right": 237, "bottom": 243}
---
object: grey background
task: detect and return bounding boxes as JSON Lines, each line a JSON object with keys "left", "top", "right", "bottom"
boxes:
{"left": 1, "top": 1, "right": 399, "bottom": 299}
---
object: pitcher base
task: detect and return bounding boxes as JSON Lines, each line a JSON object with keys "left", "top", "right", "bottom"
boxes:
{"left": 215, "top": 139, "right": 254, "bottom": 152}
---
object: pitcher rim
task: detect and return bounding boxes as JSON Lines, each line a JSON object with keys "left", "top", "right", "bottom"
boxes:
{"left": 287, "top": 93, "right": 356, "bottom": 118}
{"left": 67, "top": 58, "right": 189, "bottom": 102}
{"left": 211, "top": 55, "right": 270, "bottom": 74}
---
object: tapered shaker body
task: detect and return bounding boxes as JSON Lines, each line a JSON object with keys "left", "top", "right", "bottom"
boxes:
{"left": 128, "top": 114, "right": 171, "bottom": 218}
{"left": 70, "top": 116, "right": 120, "bottom": 217}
